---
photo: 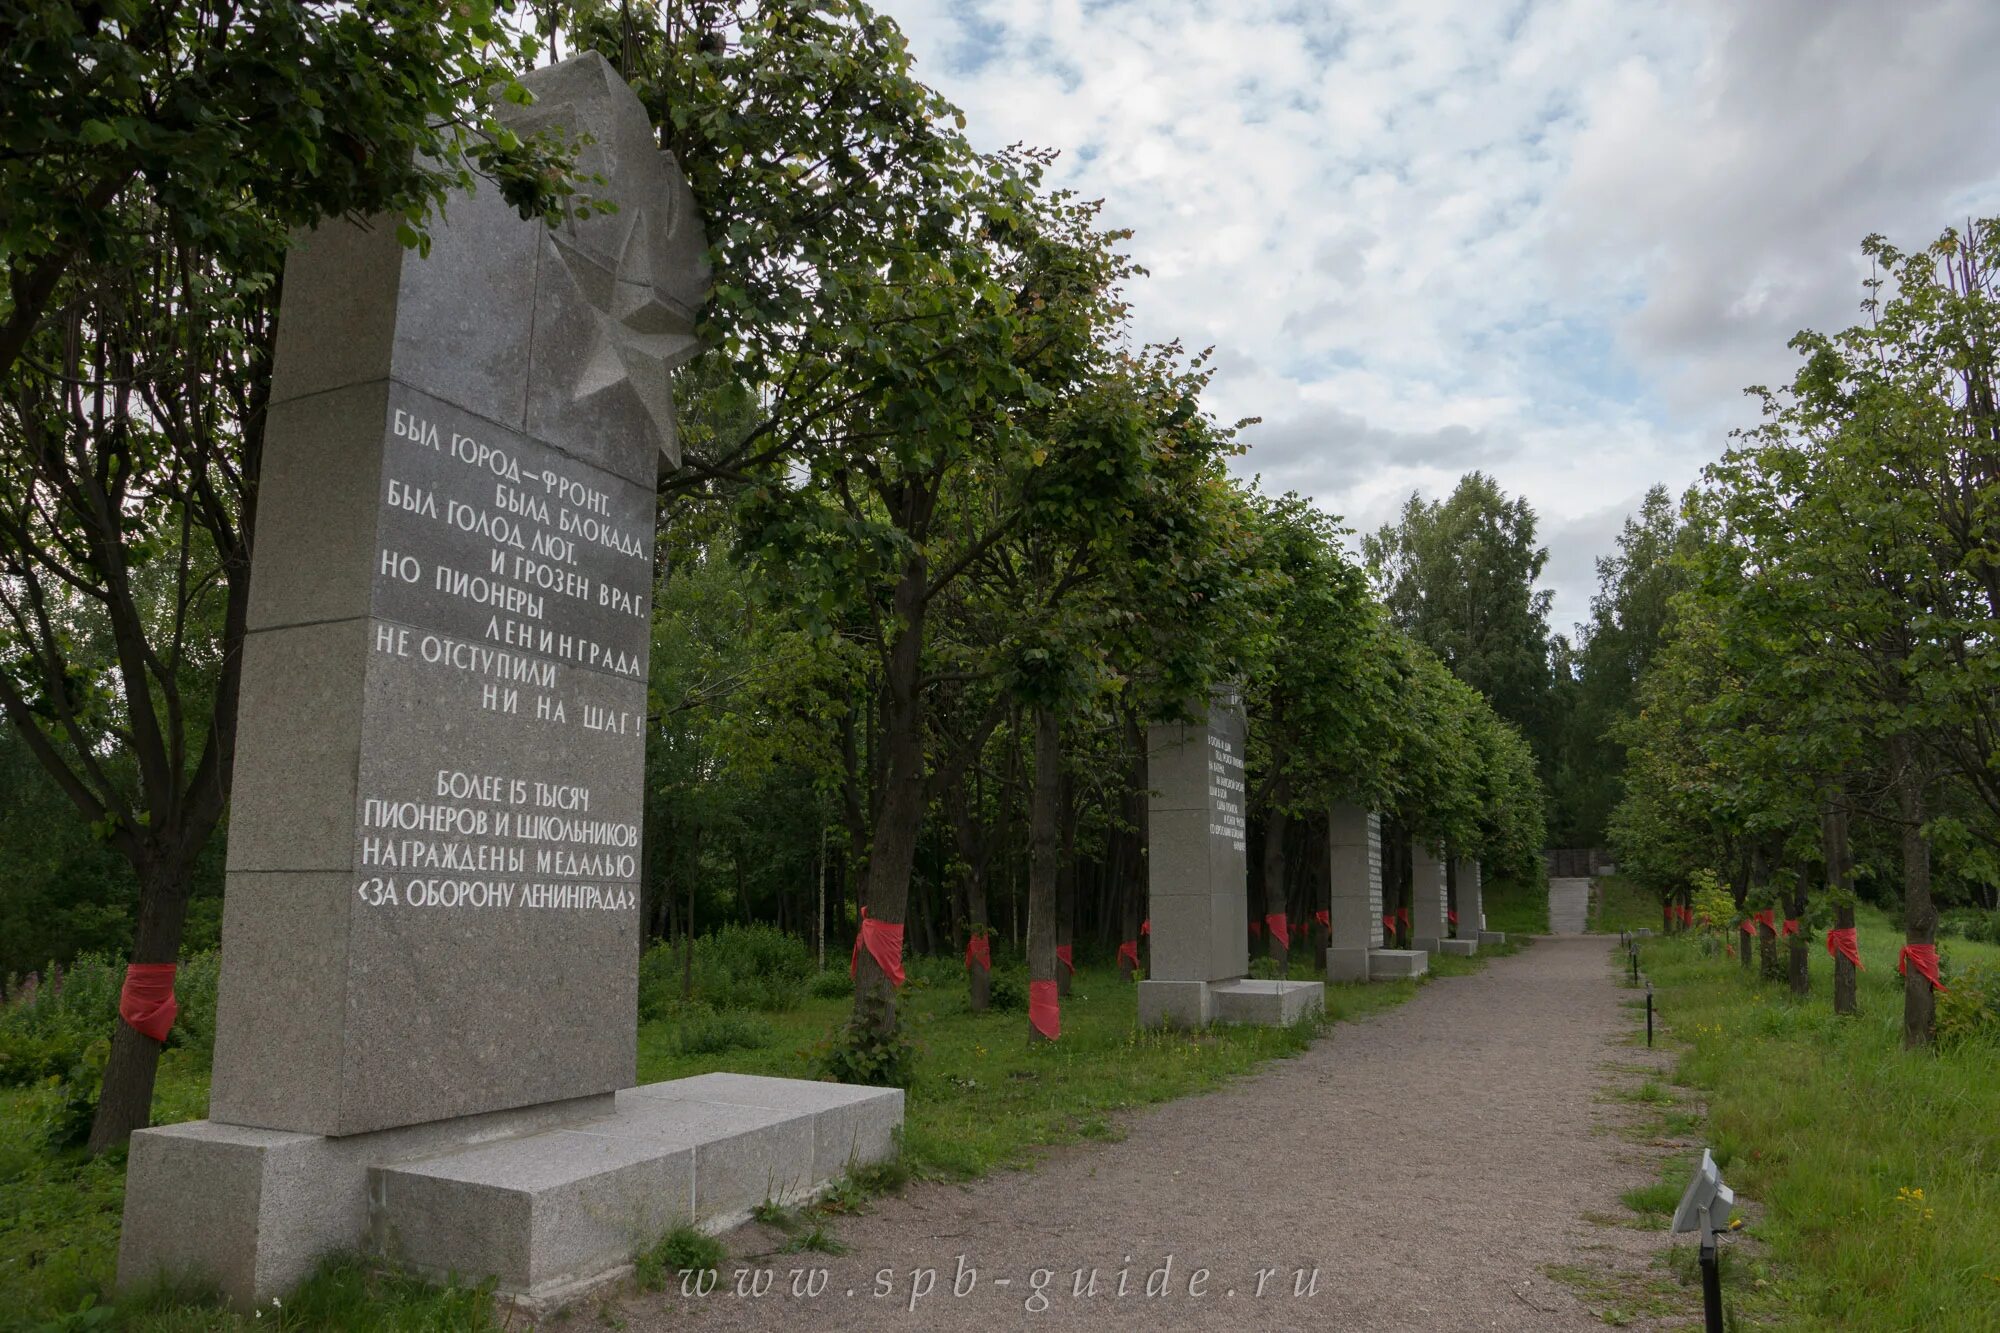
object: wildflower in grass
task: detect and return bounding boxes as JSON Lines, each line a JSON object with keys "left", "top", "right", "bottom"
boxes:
{"left": 1894, "top": 1187, "right": 1935, "bottom": 1222}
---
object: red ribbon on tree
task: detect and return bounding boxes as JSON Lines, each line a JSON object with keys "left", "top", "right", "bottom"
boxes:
{"left": 1739, "top": 918, "right": 1756, "bottom": 935}
{"left": 1898, "top": 943, "right": 1947, "bottom": 993}
{"left": 1382, "top": 913, "right": 1396, "bottom": 934}
{"left": 118, "top": 963, "right": 178, "bottom": 1043}
{"left": 1754, "top": 909, "right": 1776, "bottom": 933}
{"left": 1117, "top": 939, "right": 1140, "bottom": 971}
{"left": 1683, "top": 905, "right": 1696, "bottom": 927}
{"left": 1448, "top": 911, "right": 1459, "bottom": 926}
{"left": 1249, "top": 919, "right": 1263, "bottom": 940}
{"left": 850, "top": 908, "right": 906, "bottom": 986}
{"left": 965, "top": 934, "right": 991, "bottom": 972}
{"left": 1314, "top": 909, "right": 1330, "bottom": 928}
{"left": 1056, "top": 944, "right": 1075, "bottom": 975}
{"left": 1140, "top": 919, "right": 1151, "bottom": 936}
{"left": 1781, "top": 919, "right": 1800, "bottom": 938}
{"left": 1397, "top": 907, "right": 1410, "bottom": 928}
{"left": 1265, "top": 914, "right": 1290, "bottom": 948}
{"left": 1825, "top": 927, "right": 1862, "bottom": 969}
{"left": 1028, "top": 979, "right": 1061, "bottom": 1040}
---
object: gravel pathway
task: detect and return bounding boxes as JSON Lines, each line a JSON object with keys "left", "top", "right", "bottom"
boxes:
{"left": 618, "top": 936, "right": 1668, "bottom": 1332}
{"left": 1549, "top": 877, "right": 1593, "bottom": 934}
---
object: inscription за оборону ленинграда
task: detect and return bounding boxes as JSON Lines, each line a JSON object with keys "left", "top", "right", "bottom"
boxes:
{"left": 355, "top": 391, "right": 651, "bottom": 916}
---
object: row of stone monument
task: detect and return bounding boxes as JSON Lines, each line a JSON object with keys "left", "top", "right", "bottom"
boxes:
{"left": 109, "top": 53, "right": 1497, "bottom": 1316}
{"left": 1136, "top": 691, "right": 1504, "bottom": 1029}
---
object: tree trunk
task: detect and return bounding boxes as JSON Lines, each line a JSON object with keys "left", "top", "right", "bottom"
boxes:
{"left": 86, "top": 862, "right": 194, "bottom": 1154}
{"left": 1311, "top": 813, "right": 1331, "bottom": 973}
{"left": 1824, "top": 802, "right": 1856, "bottom": 1015}
{"left": 851, "top": 565, "right": 928, "bottom": 1041}
{"left": 1026, "top": 707, "right": 1061, "bottom": 1044}
{"left": 952, "top": 779, "right": 993, "bottom": 1013}
{"left": 1787, "top": 868, "right": 1809, "bottom": 997}
{"left": 1890, "top": 733, "right": 1937, "bottom": 1049}
{"left": 1124, "top": 714, "right": 1148, "bottom": 979}
{"left": 1263, "top": 796, "right": 1290, "bottom": 974}
{"left": 1740, "top": 845, "right": 1760, "bottom": 975}
{"left": 1056, "top": 772, "right": 1076, "bottom": 998}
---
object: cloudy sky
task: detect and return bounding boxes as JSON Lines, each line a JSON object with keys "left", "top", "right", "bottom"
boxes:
{"left": 886, "top": 0, "right": 2000, "bottom": 634}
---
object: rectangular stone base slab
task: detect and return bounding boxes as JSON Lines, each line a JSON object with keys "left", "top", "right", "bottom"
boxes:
{"left": 118, "top": 1074, "right": 902, "bottom": 1313}
{"left": 1478, "top": 931, "right": 1507, "bottom": 946}
{"left": 1439, "top": 939, "right": 1478, "bottom": 957}
{"left": 1137, "top": 978, "right": 1214, "bottom": 1029}
{"left": 1325, "top": 945, "right": 1371, "bottom": 982}
{"left": 1367, "top": 949, "right": 1430, "bottom": 980}
{"left": 1413, "top": 935, "right": 1443, "bottom": 954}
{"left": 1209, "top": 979, "right": 1323, "bottom": 1026}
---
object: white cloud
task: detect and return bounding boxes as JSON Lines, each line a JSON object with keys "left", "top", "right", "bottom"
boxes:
{"left": 889, "top": 0, "right": 2000, "bottom": 629}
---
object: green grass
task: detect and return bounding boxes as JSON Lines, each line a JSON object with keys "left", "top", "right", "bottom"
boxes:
{"left": 1484, "top": 874, "right": 1549, "bottom": 935}
{"left": 1632, "top": 908, "right": 2000, "bottom": 1330}
{"left": 0, "top": 953, "right": 1508, "bottom": 1328}
{"left": 1589, "top": 874, "right": 1659, "bottom": 934}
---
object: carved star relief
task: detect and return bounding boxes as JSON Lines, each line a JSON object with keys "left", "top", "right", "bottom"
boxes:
{"left": 550, "top": 203, "right": 699, "bottom": 463}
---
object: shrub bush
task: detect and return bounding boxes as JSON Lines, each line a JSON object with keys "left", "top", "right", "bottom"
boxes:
{"left": 637, "top": 924, "right": 815, "bottom": 1019}
{"left": 986, "top": 966, "right": 1027, "bottom": 1013}
{"left": 672, "top": 1008, "right": 773, "bottom": 1056}
{"left": 1935, "top": 961, "right": 2000, "bottom": 1049}
{"left": 0, "top": 950, "right": 218, "bottom": 1088}
{"left": 807, "top": 968, "right": 853, "bottom": 1000}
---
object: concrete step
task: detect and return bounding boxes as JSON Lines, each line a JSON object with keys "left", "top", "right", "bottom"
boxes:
{"left": 1439, "top": 939, "right": 1477, "bottom": 957}
{"left": 369, "top": 1074, "right": 900, "bottom": 1310}
{"left": 1208, "top": 978, "right": 1323, "bottom": 1025}
{"left": 1477, "top": 931, "right": 1507, "bottom": 947}
{"left": 1367, "top": 948, "right": 1430, "bottom": 980}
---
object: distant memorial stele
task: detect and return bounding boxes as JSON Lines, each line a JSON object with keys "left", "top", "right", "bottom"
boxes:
{"left": 1136, "top": 690, "right": 1322, "bottom": 1028}
{"left": 115, "top": 53, "right": 901, "bottom": 1311}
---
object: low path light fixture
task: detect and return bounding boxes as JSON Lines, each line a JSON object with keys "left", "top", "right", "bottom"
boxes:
{"left": 1671, "top": 1147, "right": 1735, "bottom": 1333}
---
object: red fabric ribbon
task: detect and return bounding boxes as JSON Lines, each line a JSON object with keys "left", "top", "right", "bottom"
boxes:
{"left": 1397, "top": 907, "right": 1410, "bottom": 928}
{"left": 1781, "top": 918, "right": 1800, "bottom": 938}
{"left": 1249, "top": 919, "right": 1263, "bottom": 940}
{"left": 850, "top": 908, "right": 906, "bottom": 986}
{"left": 1140, "top": 918, "right": 1151, "bottom": 936}
{"left": 1754, "top": 909, "right": 1776, "bottom": 933}
{"left": 1739, "top": 918, "right": 1756, "bottom": 935}
{"left": 1028, "top": 979, "right": 1061, "bottom": 1040}
{"left": 1825, "top": 927, "right": 1862, "bottom": 969}
{"left": 118, "top": 963, "right": 178, "bottom": 1043}
{"left": 965, "top": 933, "right": 991, "bottom": 972}
{"left": 1314, "top": 909, "right": 1330, "bottom": 928}
{"left": 1056, "top": 944, "right": 1074, "bottom": 975}
{"left": 1265, "top": 913, "right": 1290, "bottom": 948}
{"left": 1117, "top": 939, "right": 1140, "bottom": 971}
{"left": 1448, "top": 911, "right": 1459, "bottom": 926}
{"left": 1382, "top": 913, "right": 1396, "bottom": 933}
{"left": 1898, "top": 944, "right": 1947, "bottom": 993}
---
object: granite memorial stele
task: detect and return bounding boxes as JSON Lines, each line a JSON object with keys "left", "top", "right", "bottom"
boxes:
{"left": 1137, "top": 690, "right": 1322, "bottom": 1028}
{"left": 115, "top": 53, "right": 901, "bottom": 1312}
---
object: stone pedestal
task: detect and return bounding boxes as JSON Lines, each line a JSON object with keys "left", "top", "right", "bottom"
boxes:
{"left": 1453, "top": 857, "right": 1484, "bottom": 941}
{"left": 1367, "top": 949, "right": 1430, "bottom": 980}
{"left": 116, "top": 54, "right": 901, "bottom": 1311}
{"left": 1410, "top": 842, "right": 1449, "bottom": 954}
{"left": 1325, "top": 803, "right": 1383, "bottom": 982}
{"left": 1478, "top": 930, "right": 1508, "bottom": 947}
{"left": 1137, "top": 692, "right": 1322, "bottom": 1027}
{"left": 1439, "top": 939, "right": 1477, "bottom": 957}
{"left": 120, "top": 1075, "right": 901, "bottom": 1311}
